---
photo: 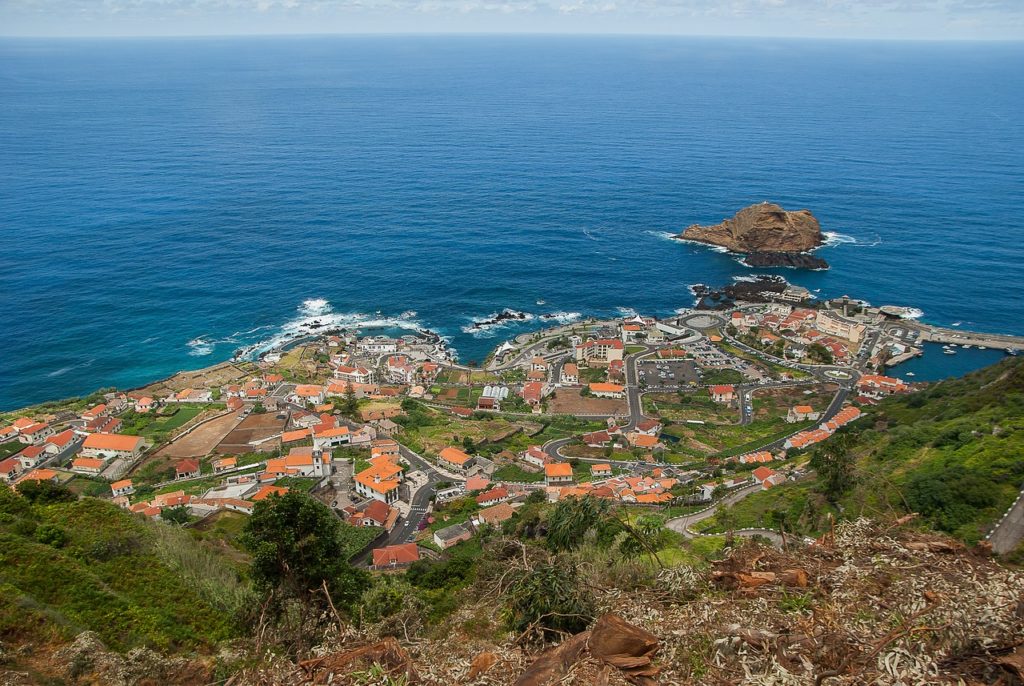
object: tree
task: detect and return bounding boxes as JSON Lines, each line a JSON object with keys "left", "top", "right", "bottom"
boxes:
{"left": 343, "top": 383, "right": 359, "bottom": 417}
{"left": 16, "top": 480, "right": 76, "bottom": 505}
{"left": 241, "top": 492, "right": 370, "bottom": 610}
{"left": 546, "top": 496, "right": 612, "bottom": 552}
{"left": 810, "top": 436, "right": 855, "bottom": 502}
{"left": 161, "top": 505, "right": 191, "bottom": 525}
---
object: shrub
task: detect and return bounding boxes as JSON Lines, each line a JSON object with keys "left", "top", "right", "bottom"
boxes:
{"left": 502, "top": 561, "right": 594, "bottom": 640}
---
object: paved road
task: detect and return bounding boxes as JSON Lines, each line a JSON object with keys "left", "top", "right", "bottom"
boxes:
{"left": 987, "top": 485, "right": 1024, "bottom": 555}
{"left": 387, "top": 445, "right": 447, "bottom": 545}
{"left": 666, "top": 483, "right": 789, "bottom": 547}
{"left": 623, "top": 345, "right": 655, "bottom": 428}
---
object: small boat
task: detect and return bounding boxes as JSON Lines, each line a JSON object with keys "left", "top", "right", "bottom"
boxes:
{"left": 905, "top": 372, "right": 916, "bottom": 377}
{"left": 962, "top": 344, "right": 972, "bottom": 349}
{"left": 1008, "top": 349, "right": 1018, "bottom": 356}
{"left": 944, "top": 348, "right": 957, "bottom": 355}
{"left": 978, "top": 345, "right": 987, "bottom": 350}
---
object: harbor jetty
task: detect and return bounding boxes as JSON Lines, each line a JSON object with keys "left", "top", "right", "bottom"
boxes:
{"left": 902, "top": 322, "right": 1024, "bottom": 352}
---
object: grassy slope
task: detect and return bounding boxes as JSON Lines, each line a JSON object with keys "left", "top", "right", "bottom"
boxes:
{"left": 708, "top": 357, "right": 1024, "bottom": 544}
{"left": 0, "top": 489, "right": 243, "bottom": 652}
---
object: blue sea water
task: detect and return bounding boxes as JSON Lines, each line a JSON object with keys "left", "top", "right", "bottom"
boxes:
{"left": 2, "top": 36, "right": 1023, "bottom": 410}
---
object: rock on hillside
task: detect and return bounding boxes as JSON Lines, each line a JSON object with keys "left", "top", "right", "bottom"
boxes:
{"left": 680, "top": 202, "right": 825, "bottom": 255}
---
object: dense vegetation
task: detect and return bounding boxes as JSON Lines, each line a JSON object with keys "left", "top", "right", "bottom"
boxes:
{"left": 0, "top": 484, "right": 245, "bottom": 652}
{"left": 704, "top": 358, "right": 1024, "bottom": 545}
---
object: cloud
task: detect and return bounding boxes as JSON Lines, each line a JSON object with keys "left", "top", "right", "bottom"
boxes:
{"left": 2, "top": 0, "right": 1023, "bottom": 36}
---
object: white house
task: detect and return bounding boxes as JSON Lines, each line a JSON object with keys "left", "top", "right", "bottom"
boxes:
{"left": 520, "top": 446, "right": 550, "bottom": 469}
{"left": 560, "top": 363, "right": 579, "bottom": 385}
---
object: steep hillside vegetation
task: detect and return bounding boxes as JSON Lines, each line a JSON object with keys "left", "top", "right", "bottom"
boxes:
{"left": 0, "top": 486, "right": 249, "bottom": 657}
{"left": 704, "top": 357, "right": 1024, "bottom": 547}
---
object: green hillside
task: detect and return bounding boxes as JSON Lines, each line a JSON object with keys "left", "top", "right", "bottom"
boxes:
{"left": 0, "top": 486, "right": 248, "bottom": 652}
{"left": 702, "top": 357, "right": 1024, "bottom": 545}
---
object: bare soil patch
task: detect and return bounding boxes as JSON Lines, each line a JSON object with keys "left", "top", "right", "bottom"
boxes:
{"left": 547, "top": 389, "right": 627, "bottom": 416}
{"left": 153, "top": 410, "right": 242, "bottom": 459}
{"left": 216, "top": 412, "right": 287, "bottom": 454}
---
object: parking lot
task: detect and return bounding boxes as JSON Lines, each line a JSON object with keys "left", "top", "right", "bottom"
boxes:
{"left": 639, "top": 359, "right": 700, "bottom": 387}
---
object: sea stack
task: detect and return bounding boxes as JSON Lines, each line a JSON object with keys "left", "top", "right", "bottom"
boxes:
{"left": 678, "top": 202, "right": 829, "bottom": 269}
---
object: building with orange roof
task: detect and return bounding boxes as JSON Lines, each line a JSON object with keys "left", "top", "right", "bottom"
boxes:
{"left": 590, "top": 463, "right": 613, "bottom": 478}
{"left": 45, "top": 429, "right": 78, "bottom": 452}
{"left": 738, "top": 451, "right": 774, "bottom": 464}
{"left": 354, "top": 459, "right": 404, "bottom": 504}
{"left": 71, "top": 457, "right": 105, "bottom": 474}
{"left": 81, "top": 433, "right": 144, "bottom": 460}
{"left": 251, "top": 485, "right": 289, "bottom": 502}
{"left": 475, "top": 487, "right": 509, "bottom": 507}
{"left": 290, "top": 384, "right": 325, "bottom": 405}
{"left": 544, "top": 462, "right": 574, "bottom": 486}
{"left": 175, "top": 459, "right": 201, "bottom": 479}
{"left": 17, "top": 421, "right": 54, "bottom": 445}
{"left": 312, "top": 425, "right": 350, "bottom": 449}
{"left": 19, "top": 468, "right": 58, "bottom": 484}
{"left": 0, "top": 458, "right": 21, "bottom": 483}
{"left": 575, "top": 338, "right": 624, "bottom": 366}
{"left": 629, "top": 433, "right": 662, "bottom": 450}
{"left": 214, "top": 456, "right": 237, "bottom": 473}
{"left": 372, "top": 543, "right": 420, "bottom": 569}
{"left": 710, "top": 385, "right": 735, "bottom": 403}
{"left": 787, "top": 405, "right": 820, "bottom": 423}
{"left": 475, "top": 502, "right": 517, "bottom": 527}
{"left": 281, "top": 428, "right": 311, "bottom": 444}
{"left": 110, "top": 479, "right": 134, "bottom": 497}
{"left": 15, "top": 444, "right": 48, "bottom": 470}
{"left": 438, "top": 446, "right": 473, "bottom": 473}
{"left": 589, "top": 382, "right": 625, "bottom": 399}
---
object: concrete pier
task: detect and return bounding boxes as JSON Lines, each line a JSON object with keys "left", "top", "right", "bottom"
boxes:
{"left": 898, "top": 322, "right": 1024, "bottom": 352}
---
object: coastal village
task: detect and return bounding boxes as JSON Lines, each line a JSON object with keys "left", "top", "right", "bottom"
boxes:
{"left": 2, "top": 290, "right": 1020, "bottom": 569}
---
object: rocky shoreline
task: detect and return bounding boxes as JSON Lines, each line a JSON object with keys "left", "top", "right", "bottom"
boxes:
{"left": 691, "top": 276, "right": 791, "bottom": 310}
{"left": 742, "top": 252, "right": 829, "bottom": 270}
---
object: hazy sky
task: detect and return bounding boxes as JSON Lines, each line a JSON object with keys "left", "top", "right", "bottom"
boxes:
{"left": 2, "top": 0, "right": 1023, "bottom": 39}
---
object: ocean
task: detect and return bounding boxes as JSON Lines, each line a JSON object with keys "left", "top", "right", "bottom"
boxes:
{"left": 1, "top": 36, "right": 1023, "bottom": 410}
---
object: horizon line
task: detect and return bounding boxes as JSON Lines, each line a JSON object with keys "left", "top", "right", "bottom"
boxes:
{"left": 1, "top": 31, "right": 1023, "bottom": 43}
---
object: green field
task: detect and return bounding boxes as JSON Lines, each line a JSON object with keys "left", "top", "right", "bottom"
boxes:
{"left": 691, "top": 481, "right": 838, "bottom": 537}
{"left": 120, "top": 405, "right": 208, "bottom": 440}
{"left": 663, "top": 417, "right": 813, "bottom": 457}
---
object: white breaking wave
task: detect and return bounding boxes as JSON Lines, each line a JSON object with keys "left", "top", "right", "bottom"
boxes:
{"left": 187, "top": 337, "right": 214, "bottom": 357}
{"left": 540, "top": 311, "right": 582, "bottom": 324}
{"left": 899, "top": 308, "right": 925, "bottom": 320}
{"left": 820, "top": 231, "right": 883, "bottom": 249}
{"left": 675, "top": 237, "right": 732, "bottom": 254}
{"left": 46, "top": 359, "right": 94, "bottom": 378}
{"left": 616, "top": 306, "right": 638, "bottom": 318}
{"left": 461, "top": 309, "right": 535, "bottom": 337}
{"left": 298, "top": 298, "right": 332, "bottom": 316}
{"left": 231, "top": 299, "right": 426, "bottom": 359}
{"left": 644, "top": 230, "right": 678, "bottom": 242}
{"left": 821, "top": 231, "right": 857, "bottom": 247}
